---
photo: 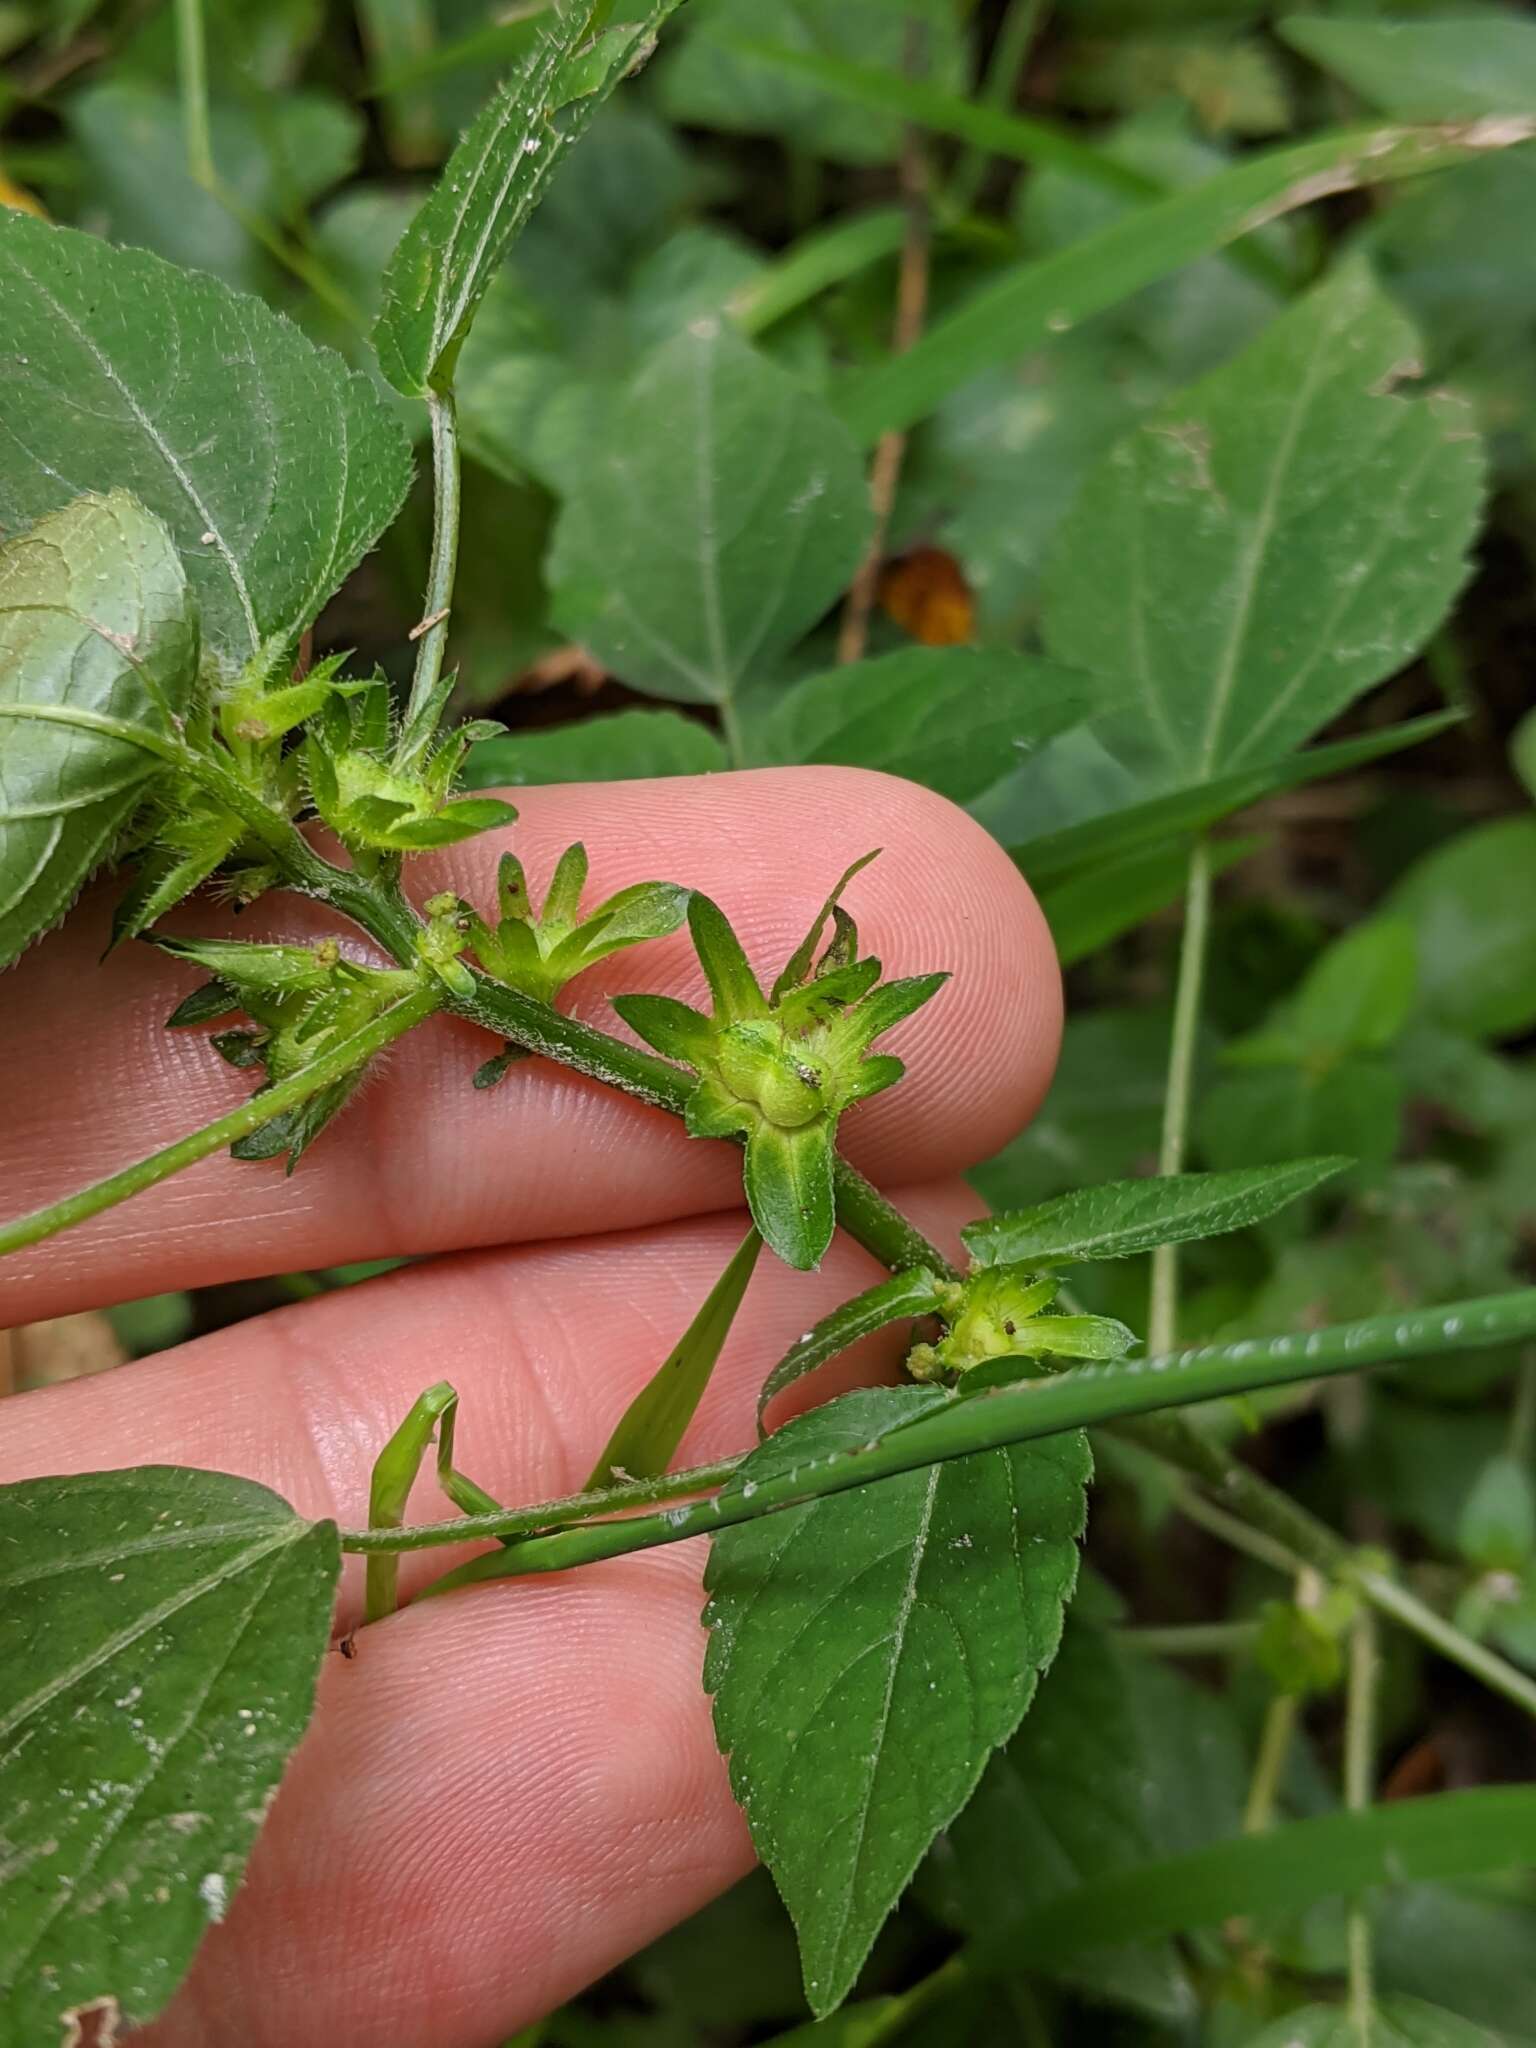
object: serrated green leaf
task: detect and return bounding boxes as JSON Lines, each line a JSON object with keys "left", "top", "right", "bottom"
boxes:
{"left": 1243, "top": 1996, "right": 1510, "bottom": 2048}
{"left": 588, "top": 1228, "right": 763, "bottom": 1488}
{"left": 547, "top": 320, "right": 871, "bottom": 708}
{"left": 1280, "top": 14, "right": 1536, "bottom": 123}
{"left": 0, "top": 492, "right": 196, "bottom": 970}
{"left": 462, "top": 708, "right": 730, "bottom": 789}
{"left": 1041, "top": 262, "right": 1485, "bottom": 787}
{"left": 749, "top": 649, "right": 1097, "bottom": 802}
{"left": 0, "top": 1466, "right": 339, "bottom": 2040}
{"left": 743, "top": 1119, "right": 836, "bottom": 1271}
{"left": 704, "top": 1385, "right": 1090, "bottom": 2017}
{"left": 1385, "top": 817, "right": 1536, "bottom": 1041}
{"left": 757, "top": 1268, "right": 944, "bottom": 1431}
{"left": 373, "top": 2, "right": 683, "bottom": 396}
{"left": 964, "top": 1159, "right": 1346, "bottom": 1270}
{"left": 0, "top": 214, "right": 411, "bottom": 674}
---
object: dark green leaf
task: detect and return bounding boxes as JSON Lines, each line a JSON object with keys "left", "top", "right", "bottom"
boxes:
{"left": 588, "top": 1229, "right": 763, "bottom": 1487}
{"left": 1042, "top": 262, "right": 1485, "bottom": 786}
{"left": 0, "top": 492, "right": 196, "bottom": 969}
{"left": 0, "top": 1467, "right": 339, "bottom": 2040}
{"left": 963, "top": 1160, "right": 1346, "bottom": 1270}
{"left": 750, "top": 650, "right": 1097, "bottom": 802}
{"left": 743, "top": 1119, "right": 836, "bottom": 1271}
{"left": 704, "top": 1385, "right": 1090, "bottom": 2017}
{"left": 1242, "top": 1997, "right": 1510, "bottom": 2047}
{"left": 1280, "top": 14, "right": 1536, "bottom": 122}
{"left": 461, "top": 709, "right": 729, "bottom": 789}
{"left": 0, "top": 214, "right": 411, "bottom": 674}
{"left": 547, "top": 321, "right": 870, "bottom": 707}
{"left": 757, "top": 1268, "right": 944, "bottom": 1430}
{"left": 1386, "top": 818, "right": 1536, "bottom": 1040}
{"left": 374, "top": 2, "right": 683, "bottom": 396}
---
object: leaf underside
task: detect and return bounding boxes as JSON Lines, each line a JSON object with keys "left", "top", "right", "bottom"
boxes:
{"left": 0, "top": 491, "right": 196, "bottom": 969}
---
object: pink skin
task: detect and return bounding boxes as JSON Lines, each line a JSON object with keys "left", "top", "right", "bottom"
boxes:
{"left": 0, "top": 767, "right": 1061, "bottom": 2048}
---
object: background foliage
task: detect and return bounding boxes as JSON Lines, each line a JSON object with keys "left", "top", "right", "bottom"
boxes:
{"left": 2, "top": 1, "right": 1536, "bottom": 2043}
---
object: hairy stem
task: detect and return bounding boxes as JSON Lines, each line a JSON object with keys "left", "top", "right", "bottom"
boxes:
{"left": 330, "top": 1289, "right": 1536, "bottom": 1567}
{"left": 0, "top": 985, "right": 441, "bottom": 1258}
{"left": 1243, "top": 1691, "right": 1298, "bottom": 1835}
{"left": 1148, "top": 836, "right": 1214, "bottom": 1357}
{"left": 1114, "top": 1620, "right": 1261, "bottom": 1658}
{"left": 399, "top": 390, "right": 462, "bottom": 764}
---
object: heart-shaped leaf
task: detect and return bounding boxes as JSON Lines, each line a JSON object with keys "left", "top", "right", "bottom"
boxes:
{"left": 0, "top": 212, "right": 411, "bottom": 674}
{"left": 0, "top": 1466, "right": 339, "bottom": 2041}
{"left": 0, "top": 491, "right": 196, "bottom": 969}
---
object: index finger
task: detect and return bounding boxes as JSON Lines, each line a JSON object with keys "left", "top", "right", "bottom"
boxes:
{"left": 0, "top": 766, "right": 1059, "bottom": 1320}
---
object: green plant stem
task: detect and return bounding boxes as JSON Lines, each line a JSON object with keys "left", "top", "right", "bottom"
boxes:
{"left": 173, "top": 0, "right": 214, "bottom": 186}
{"left": 1148, "top": 836, "right": 1214, "bottom": 1357}
{"left": 1130, "top": 1411, "right": 1536, "bottom": 1719}
{"left": 947, "top": 0, "right": 1047, "bottom": 213}
{"left": 1243, "top": 1690, "right": 1298, "bottom": 1834}
{"left": 399, "top": 389, "right": 461, "bottom": 764}
{"left": 1114, "top": 1620, "right": 1260, "bottom": 1658}
{"left": 332, "top": 1288, "right": 1536, "bottom": 1566}
{"left": 1345, "top": 1605, "right": 1380, "bottom": 2042}
{"left": 0, "top": 985, "right": 441, "bottom": 1258}
{"left": 1164, "top": 1475, "right": 1304, "bottom": 1577}
{"left": 342, "top": 1453, "right": 743, "bottom": 1553}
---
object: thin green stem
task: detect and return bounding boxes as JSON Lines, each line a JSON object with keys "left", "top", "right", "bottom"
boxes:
{"left": 1351, "top": 1563, "right": 1536, "bottom": 1720}
{"left": 0, "top": 985, "right": 441, "bottom": 1258}
{"left": 1345, "top": 1605, "right": 1380, "bottom": 2042}
{"left": 1148, "top": 836, "right": 1214, "bottom": 1357}
{"left": 1243, "top": 1690, "right": 1298, "bottom": 1835}
{"left": 173, "top": 0, "right": 214, "bottom": 186}
{"left": 342, "top": 1454, "right": 743, "bottom": 1554}
{"left": 1114, "top": 1620, "right": 1260, "bottom": 1658}
{"left": 948, "top": 0, "right": 1048, "bottom": 212}
{"left": 399, "top": 390, "right": 462, "bottom": 765}
{"left": 718, "top": 693, "right": 749, "bottom": 771}
{"left": 330, "top": 1289, "right": 1536, "bottom": 1570}
{"left": 1165, "top": 1477, "right": 1305, "bottom": 1577}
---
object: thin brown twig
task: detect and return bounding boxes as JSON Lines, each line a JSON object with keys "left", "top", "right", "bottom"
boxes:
{"left": 836, "top": 20, "right": 932, "bottom": 667}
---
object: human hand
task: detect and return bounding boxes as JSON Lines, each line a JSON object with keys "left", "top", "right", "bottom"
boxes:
{"left": 0, "top": 767, "right": 1059, "bottom": 2048}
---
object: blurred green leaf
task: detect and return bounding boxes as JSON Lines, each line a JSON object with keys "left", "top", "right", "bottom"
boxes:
{"left": 1375, "top": 1880, "right": 1536, "bottom": 2036}
{"left": 705, "top": 1384, "right": 1089, "bottom": 2017}
{"left": 1459, "top": 1453, "right": 1536, "bottom": 1574}
{"left": 923, "top": 1627, "right": 1247, "bottom": 2018}
{"left": 0, "top": 1467, "right": 337, "bottom": 2039}
{"left": 658, "top": 0, "right": 963, "bottom": 165}
{"left": 1042, "top": 263, "right": 1485, "bottom": 787}
{"left": 0, "top": 492, "right": 195, "bottom": 969}
{"left": 67, "top": 80, "right": 360, "bottom": 291}
{"left": 838, "top": 119, "right": 1535, "bottom": 445}
{"left": 547, "top": 321, "right": 870, "bottom": 711}
{"left": 750, "top": 649, "right": 1097, "bottom": 800}
{"left": 1280, "top": 13, "right": 1536, "bottom": 122}
{"left": 1386, "top": 818, "right": 1536, "bottom": 1040}
{"left": 464, "top": 710, "right": 729, "bottom": 788}
{"left": 0, "top": 214, "right": 411, "bottom": 674}
{"left": 1242, "top": 1996, "right": 1511, "bottom": 2047}
{"left": 1040, "top": 831, "right": 1255, "bottom": 966}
